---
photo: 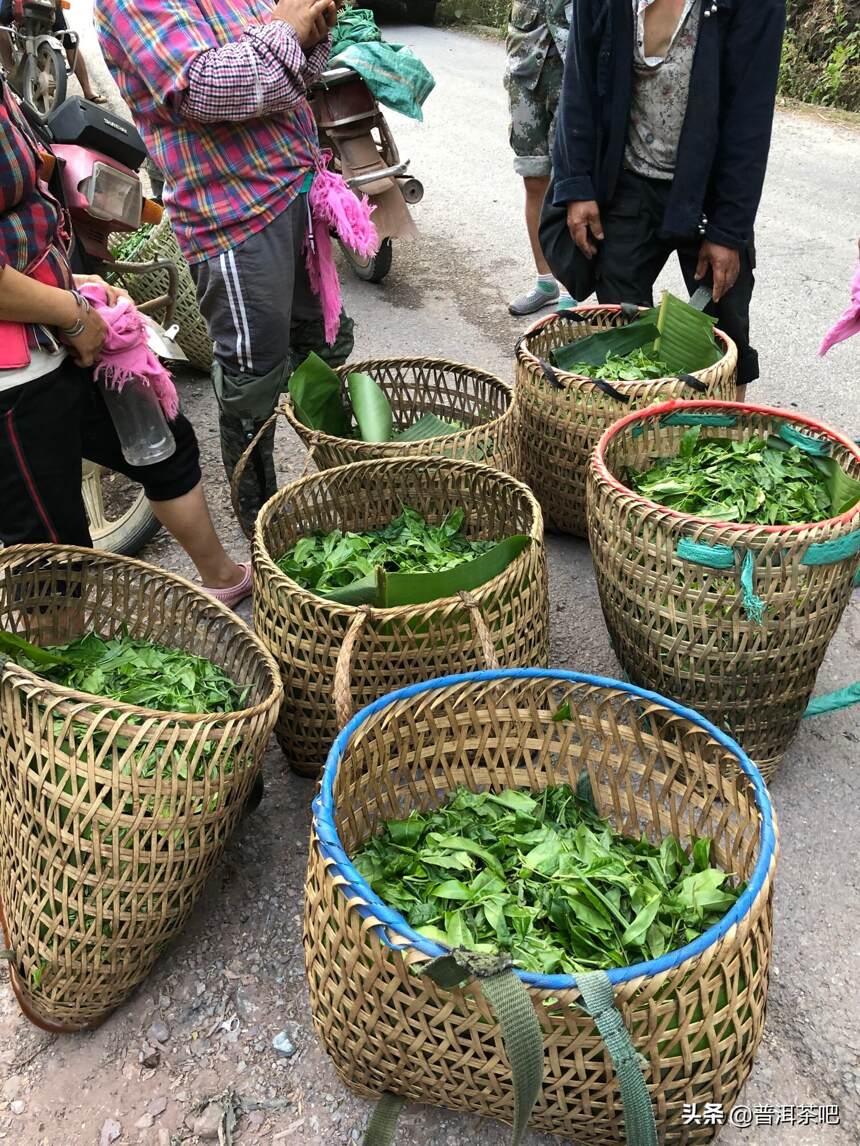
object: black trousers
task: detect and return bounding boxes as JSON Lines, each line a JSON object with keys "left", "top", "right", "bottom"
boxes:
{"left": 595, "top": 170, "right": 759, "bottom": 386}
{"left": 0, "top": 358, "right": 201, "bottom": 547}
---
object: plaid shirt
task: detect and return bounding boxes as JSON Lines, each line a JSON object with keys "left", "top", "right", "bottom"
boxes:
{"left": 0, "top": 81, "right": 73, "bottom": 349}
{"left": 95, "top": 1, "right": 325, "bottom": 264}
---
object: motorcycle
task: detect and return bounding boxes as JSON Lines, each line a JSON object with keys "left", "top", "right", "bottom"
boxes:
{"left": 0, "top": 0, "right": 77, "bottom": 117}
{"left": 16, "top": 92, "right": 182, "bottom": 554}
{"left": 311, "top": 64, "right": 423, "bottom": 283}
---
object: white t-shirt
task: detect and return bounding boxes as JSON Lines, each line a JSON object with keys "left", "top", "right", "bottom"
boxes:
{"left": 0, "top": 347, "right": 68, "bottom": 393}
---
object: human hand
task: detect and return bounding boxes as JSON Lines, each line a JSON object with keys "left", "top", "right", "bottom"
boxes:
{"left": 60, "top": 298, "right": 108, "bottom": 367}
{"left": 73, "top": 274, "right": 131, "bottom": 308}
{"left": 272, "top": 0, "right": 337, "bottom": 50}
{"left": 695, "top": 241, "right": 740, "bottom": 303}
{"left": 566, "top": 200, "right": 604, "bottom": 259}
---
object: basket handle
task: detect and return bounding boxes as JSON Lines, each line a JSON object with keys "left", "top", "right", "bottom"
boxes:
{"left": 676, "top": 373, "right": 708, "bottom": 393}
{"left": 333, "top": 595, "right": 500, "bottom": 729}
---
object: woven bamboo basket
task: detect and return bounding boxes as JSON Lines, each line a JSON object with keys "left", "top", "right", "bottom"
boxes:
{"left": 516, "top": 306, "right": 738, "bottom": 536}
{"left": 0, "top": 546, "right": 281, "bottom": 1031}
{"left": 281, "top": 358, "right": 519, "bottom": 475}
{"left": 587, "top": 400, "right": 860, "bottom": 782}
{"left": 111, "top": 216, "right": 213, "bottom": 371}
{"left": 305, "top": 668, "right": 778, "bottom": 1144}
{"left": 253, "top": 457, "right": 548, "bottom": 777}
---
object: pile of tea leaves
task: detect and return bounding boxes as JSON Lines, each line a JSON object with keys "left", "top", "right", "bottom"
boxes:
{"left": 277, "top": 506, "right": 494, "bottom": 595}
{"left": 353, "top": 784, "right": 744, "bottom": 974}
{"left": 0, "top": 630, "right": 244, "bottom": 713}
{"left": 566, "top": 346, "right": 668, "bottom": 382}
{"left": 629, "top": 427, "right": 833, "bottom": 525}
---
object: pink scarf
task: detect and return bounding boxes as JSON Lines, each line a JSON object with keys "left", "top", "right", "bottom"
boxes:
{"left": 819, "top": 260, "right": 860, "bottom": 356}
{"left": 78, "top": 284, "right": 180, "bottom": 420}
{"left": 304, "top": 153, "right": 379, "bottom": 344}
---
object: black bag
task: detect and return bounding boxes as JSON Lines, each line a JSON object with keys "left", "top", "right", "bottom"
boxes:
{"left": 539, "top": 180, "right": 598, "bottom": 303}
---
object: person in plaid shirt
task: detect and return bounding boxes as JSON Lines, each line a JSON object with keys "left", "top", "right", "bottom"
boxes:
{"left": 0, "top": 78, "right": 253, "bottom": 605}
{"left": 96, "top": 0, "right": 355, "bottom": 530}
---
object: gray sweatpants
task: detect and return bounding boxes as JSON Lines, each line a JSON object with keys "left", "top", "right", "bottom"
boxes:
{"left": 190, "top": 194, "right": 354, "bottom": 529}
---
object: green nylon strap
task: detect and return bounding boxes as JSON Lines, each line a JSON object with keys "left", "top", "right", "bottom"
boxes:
{"left": 361, "top": 949, "right": 544, "bottom": 1146}
{"left": 778, "top": 423, "right": 831, "bottom": 455}
{"left": 362, "top": 1093, "right": 405, "bottom": 1146}
{"left": 801, "top": 529, "right": 860, "bottom": 566}
{"left": 423, "top": 949, "right": 544, "bottom": 1146}
{"left": 577, "top": 972, "right": 658, "bottom": 1146}
{"left": 675, "top": 540, "right": 764, "bottom": 623}
{"left": 804, "top": 682, "right": 860, "bottom": 717}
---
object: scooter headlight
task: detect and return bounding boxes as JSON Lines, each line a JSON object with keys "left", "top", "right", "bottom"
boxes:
{"left": 82, "top": 162, "right": 142, "bottom": 227}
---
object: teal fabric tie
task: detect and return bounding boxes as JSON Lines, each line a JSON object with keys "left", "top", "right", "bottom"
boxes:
{"left": 675, "top": 539, "right": 764, "bottom": 623}
{"left": 778, "top": 423, "right": 831, "bottom": 455}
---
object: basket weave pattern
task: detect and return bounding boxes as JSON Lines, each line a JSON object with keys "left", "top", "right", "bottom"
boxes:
{"left": 516, "top": 307, "right": 738, "bottom": 536}
{"left": 0, "top": 546, "right": 281, "bottom": 1029}
{"left": 113, "top": 217, "right": 213, "bottom": 371}
{"left": 587, "top": 402, "right": 860, "bottom": 780}
{"left": 253, "top": 458, "right": 548, "bottom": 776}
{"left": 282, "top": 358, "right": 519, "bottom": 476}
{"left": 305, "top": 672, "right": 776, "bottom": 1143}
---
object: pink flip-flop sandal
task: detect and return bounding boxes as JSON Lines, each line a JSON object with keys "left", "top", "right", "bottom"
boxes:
{"left": 203, "top": 562, "right": 252, "bottom": 609}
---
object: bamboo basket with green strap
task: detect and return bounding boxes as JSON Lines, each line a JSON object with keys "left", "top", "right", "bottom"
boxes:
{"left": 587, "top": 400, "right": 860, "bottom": 782}
{"left": 110, "top": 217, "right": 213, "bottom": 371}
{"left": 305, "top": 669, "right": 778, "bottom": 1145}
{"left": 0, "top": 546, "right": 281, "bottom": 1031}
{"left": 516, "top": 306, "right": 738, "bottom": 536}
{"left": 281, "top": 358, "right": 519, "bottom": 476}
{"left": 253, "top": 457, "right": 548, "bottom": 778}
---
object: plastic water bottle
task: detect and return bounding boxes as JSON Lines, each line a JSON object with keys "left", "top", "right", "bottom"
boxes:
{"left": 99, "top": 376, "right": 176, "bottom": 467}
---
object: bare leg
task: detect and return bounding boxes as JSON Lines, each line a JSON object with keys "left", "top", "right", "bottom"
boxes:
{"left": 148, "top": 483, "right": 245, "bottom": 589}
{"left": 735, "top": 384, "right": 747, "bottom": 404}
{"left": 73, "top": 51, "right": 100, "bottom": 101}
{"left": 524, "top": 174, "right": 551, "bottom": 274}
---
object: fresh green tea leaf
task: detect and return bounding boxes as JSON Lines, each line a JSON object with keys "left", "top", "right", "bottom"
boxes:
{"left": 353, "top": 785, "right": 743, "bottom": 975}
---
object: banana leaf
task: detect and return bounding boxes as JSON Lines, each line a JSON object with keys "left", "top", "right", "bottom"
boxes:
{"left": 288, "top": 352, "right": 352, "bottom": 437}
{"left": 348, "top": 372, "right": 394, "bottom": 442}
{"left": 394, "top": 412, "right": 466, "bottom": 442}
{"left": 0, "top": 631, "right": 77, "bottom": 668}
{"left": 317, "top": 535, "right": 530, "bottom": 607}
{"left": 653, "top": 291, "right": 722, "bottom": 373}
{"left": 549, "top": 322, "right": 660, "bottom": 372}
{"left": 767, "top": 435, "right": 860, "bottom": 515}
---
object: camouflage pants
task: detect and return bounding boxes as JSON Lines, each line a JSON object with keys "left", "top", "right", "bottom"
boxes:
{"left": 191, "top": 196, "right": 355, "bottom": 532}
{"left": 505, "top": 48, "right": 564, "bottom": 178}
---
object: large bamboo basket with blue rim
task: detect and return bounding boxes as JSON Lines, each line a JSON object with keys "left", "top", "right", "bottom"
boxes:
{"left": 253, "top": 456, "right": 548, "bottom": 777}
{"left": 587, "top": 400, "right": 860, "bottom": 782}
{"left": 282, "top": 358, "right": 519, "bottom": 476}
{"left": 0, "top": 545, "right": 281, "bottom": 1031}
{"left": 516, "top": 306, "right": 738, "bottom": 536}
{"left": 304, "top": 668, "right": 777, "bottom": 1145}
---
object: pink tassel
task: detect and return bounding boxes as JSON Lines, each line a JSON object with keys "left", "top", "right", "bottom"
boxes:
{"left": 309, "top": 152, "right": 378, "bottom": 259}
{"left": 305, "top": 219, "right": 344, "bottom": 346}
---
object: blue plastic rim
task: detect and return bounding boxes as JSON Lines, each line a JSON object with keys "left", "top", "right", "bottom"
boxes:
{"left": 313, "top": 668, "right": 777, "bottom": 990}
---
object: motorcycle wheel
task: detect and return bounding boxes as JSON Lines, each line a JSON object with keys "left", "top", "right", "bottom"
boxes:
{"left": 81, "top": 461, "right": 162, "bottom": 556}
{"left": 21, "top": 44, "right": 67, "bottom": 118}
{"left": 342, "top": 237, "right": 393, "bottom": 284}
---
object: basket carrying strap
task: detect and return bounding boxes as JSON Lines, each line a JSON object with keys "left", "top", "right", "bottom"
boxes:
{"left": 362, "top": 949, "right": 543, "bottom": 1146}
{"left": 361, "top": 959, "right": 657, "bottom": 1146}
{"left": 576, "top": 971, "right": 658, "bottom": 1146}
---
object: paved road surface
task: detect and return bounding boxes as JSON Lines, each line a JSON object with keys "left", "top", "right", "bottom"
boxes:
{"left": 2, "top": 11, "right": 858, "bottom": 1146}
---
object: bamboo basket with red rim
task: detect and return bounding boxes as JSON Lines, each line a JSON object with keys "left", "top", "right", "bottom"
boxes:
{"left": 587, "top": 400, "right": 860, "bottom": 780}
{"left": 516, "top": 306, "right": 738, "bottom": 536}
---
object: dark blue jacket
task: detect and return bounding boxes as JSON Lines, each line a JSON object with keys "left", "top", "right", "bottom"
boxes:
{"left": 552, "top": 0, "right": 786, "bottom": 249}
